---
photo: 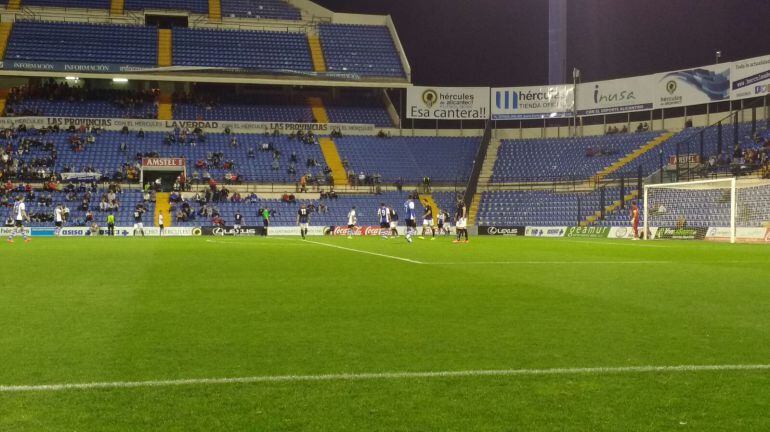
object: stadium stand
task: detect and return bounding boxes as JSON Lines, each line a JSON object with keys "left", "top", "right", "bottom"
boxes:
{"left": 170, "top": 191, "right": 427, "bottom": 227}
{"left": 172, "top": 91, "right": 313, "bottom": 123}
{"left": 220, "top": 0, "right": 301, "bottom": 20}
{"left": 124, "top": 0, "right": 208, "bottom": 13}
{"left": 172, "top": 89, "right": 391, "bottom": 124}
{"left": 319, "top": 24, "right": 405, "bottom": 78}
{"left": 4, "top": 21, "right": 158, "bottom": 66}
{"left": 598, "top": 183, "right": 770, "bottom": 228}
{"left": 62, "top": 132, "right": 327, "bottom": 184}
{"left": 5, "top": 84, "right": 158, "bottom": 119}
{"left": 491, "top": 132, "right": 661, "bottom": 182}
{"left": 617, "top": 124, "right": 770, "bottom": 179}
{"left": 333, "top": 136, "right": 479, "bottom": 184}
{"left": 324, "top": 95, "right": 393, "bottom": 127}
{"left": 2, "top": 187, "right": 144, "bottom": 228}
{"left": 475, "top": 189, "right": 616, "bottom": 227}
{"left": 172, "top": 27, "right": 313, "bottom": 72}
{"left": 22, "top": 0, "right": 110, "bottom": 8}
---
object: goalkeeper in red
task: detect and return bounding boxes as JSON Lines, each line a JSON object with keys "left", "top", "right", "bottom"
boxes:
{"left": 630, "top": 202, "right": 640, "bottom": 240}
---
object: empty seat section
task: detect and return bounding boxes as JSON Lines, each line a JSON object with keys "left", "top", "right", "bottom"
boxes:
{"left": 4, "top": 21, "right": 158, "bottom": 65}
{"left": 324, "top": 95, "right": 393, "bottom": 127}
{"left": 173, "top": 91, "right": 312, "bottom": 122}
{"left": 492, "top": 132, "right": 660, "bottom": 182}
{"left": 334, "top": 136, "right": 479, "bottom": 184}
{"left": 172, "top": 27, "right": 312, "bottom": 72}
{"left": 220, "top": 0, "right": 301, "bottom": 20}
{"left": 476, "top": 189, "right": 617, "bottom": 227}
{"left": 22, "top": 0, "right": 110, "bottom": 8}
{"left": 124, "top": 0, "right": 208, "bottom": 13}
{"left": 319, "top": 24, "right": 404, "bottom": 78}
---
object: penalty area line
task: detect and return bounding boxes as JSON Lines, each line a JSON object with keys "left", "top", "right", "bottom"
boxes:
{"left": 302, "top": 239, "right": 423, "bottom": 264}
{"left": 2, "top": 364, "right": 769, "bottom": 393}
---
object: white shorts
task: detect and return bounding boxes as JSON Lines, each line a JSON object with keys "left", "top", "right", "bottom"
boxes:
{"left": 422, "top": 219, "right": 432, "bottom": 226}
{"left": 134, "top": 223, "right": 144, "bottom": 229}
{"left": 233, "top": 224, "right": 241, "bottom": 230}
{"left": 300, "top": 223, "right": 308, "bottom": 229}
{"left": 456, "top": 218, "right": 467, "bottom": 229}
{"left": 389, "top": 221, "right": 397, "bottom": 229}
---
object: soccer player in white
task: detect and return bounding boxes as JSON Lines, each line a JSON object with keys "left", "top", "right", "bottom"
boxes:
{"left": 7, "top": 196, "right": 30, "bottom": 244}
{"left": 158, "top": 213, "right": 165, "bottom": 237}
{"left": 437, "top": 209, "right": 448, "bottom": 236}
{"left": 346, "top": 206, "right": 357, "bottom": 238}
{"left": 54, "top": 204, "right": 64, "bottom": 237}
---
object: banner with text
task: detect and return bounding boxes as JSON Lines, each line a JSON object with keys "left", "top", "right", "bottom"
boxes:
{"left": 654, "top": 64, "right": 731, "bottom": 109}
{"left": 564, "top": 226, "right": 610, "bottom": 238}
{"left": 0, "top": 117, "right": 375, "bottom": 135}
{"left": 576, "top": 76, "right": 655, "bottom": 116}
{"left": 525, "top": 226, "right": 567, "bottom": 238}
{"left": 478, "top": 225, "right": 526, "bottom": 236}
{"left": 491, "top": 85, "right": 574, "bottom": 120}
{"left": 406, "top": 86, "right": 490, "bottom": 120}
{"left": 731, "top": 54, "right": 770, "bottom": 100}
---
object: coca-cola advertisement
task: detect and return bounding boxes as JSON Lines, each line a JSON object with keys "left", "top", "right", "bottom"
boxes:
{"left": 326, "top": 226, "right": 393, "bottom": 236}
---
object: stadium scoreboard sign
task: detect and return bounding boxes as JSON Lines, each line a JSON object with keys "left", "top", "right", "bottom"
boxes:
{"left": 407, "top": 86, "right": 490, "bottom": 120}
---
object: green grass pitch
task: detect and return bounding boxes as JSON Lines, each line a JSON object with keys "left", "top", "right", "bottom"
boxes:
{"left": 1, "top": 236, "right": 769, "bottom": 431}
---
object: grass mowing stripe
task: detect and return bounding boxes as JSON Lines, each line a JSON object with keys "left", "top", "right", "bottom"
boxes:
{"left": 3, "top": 364, "right": 770, "bottom": 393}
{"left": 302, "top": 239, "right": 424, "bottom": 264}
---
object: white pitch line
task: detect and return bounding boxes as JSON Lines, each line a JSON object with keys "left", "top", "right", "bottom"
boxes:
{"left": 302, "top": 239, "right": 423, "bottom": 264}
{"left": 564, "top": 240, "right": 670, "bottom": 248}
{"left": 425, "top": 261, "right": 672, "bottom": 265}
{"left": 2, "top": 364, "right": 769, "bottom": 393}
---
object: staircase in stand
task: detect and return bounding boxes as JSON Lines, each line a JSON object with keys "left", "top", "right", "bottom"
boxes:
{"left": 0, "top": 23, "right": 14, "bottom": 60}
{"left": 208, "top": 0, "right": 221, "bottom": 22}
{"left": 595, "top": 132, "right": 676, "bottom": 182}
{"left": 468, "top": 193, "right": 482, "bottom": 226}
{"left": 307, "top": 34, "right": 327, "bottom": 73}
{"left": 318, "top": 138, "right": 349, "bottom": 187}
{"left": 158, "top": 29, "right": 172, "bottom": 68}
{"left": 154, "top": 193, "right": 172, "bottom": 228}
{"left": 110, "top": 0, "right": 124, "bottom": 15}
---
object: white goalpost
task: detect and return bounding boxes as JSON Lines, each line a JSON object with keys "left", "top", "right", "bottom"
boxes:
{"left": 644, "top": 178, "right": 770, "bottom": 243}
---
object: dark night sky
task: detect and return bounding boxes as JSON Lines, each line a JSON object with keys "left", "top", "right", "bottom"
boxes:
{"left": 314, "top": 0, "right": 770, "bottom": 86}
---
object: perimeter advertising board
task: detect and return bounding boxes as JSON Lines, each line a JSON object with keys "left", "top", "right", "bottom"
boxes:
{"left": 478, "top": 226, "right": 525, "bottom": 236}
{"left": 731, "top": 54, "right": 770, "bottom": 100}
{"left": 654, "top": 64, "right": 730, "bottom": 109}
{"left": 564, "top": 226, "right": 610, "bottom": 238}
{"left": 492, "top": 85, "right": 574, "bottom": 120}
{"left": 525, "top": 226, "right": 567, "bottom": 238}
{"left": 576, "top": 76, "right": 655, "bottom": 116}
{"left": 406, "top": 86, "right": 490, "bottom": 120}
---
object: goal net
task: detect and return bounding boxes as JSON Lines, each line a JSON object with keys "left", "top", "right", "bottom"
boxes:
{"left": 644, "top": 178, "right": 770, "bottom": 243}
